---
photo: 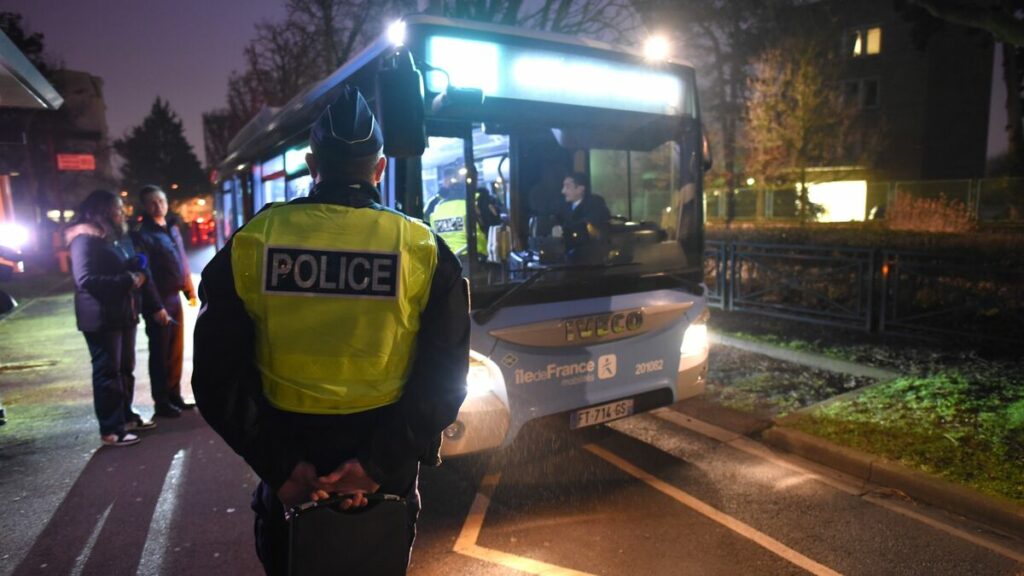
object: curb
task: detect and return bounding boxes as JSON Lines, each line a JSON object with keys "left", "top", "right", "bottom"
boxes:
{"left": 762, "top": 425, "right": 1024, "bottom": 539}
{"left": 711, "top": 333, "right": 900, "bottom": 381}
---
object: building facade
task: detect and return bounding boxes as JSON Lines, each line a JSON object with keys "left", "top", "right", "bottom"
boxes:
{"left": 825, "top": 0, "right": 993, "bottom": 181}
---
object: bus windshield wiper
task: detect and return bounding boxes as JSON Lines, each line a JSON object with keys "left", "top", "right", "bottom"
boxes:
{"left": 472, "top": 262, "right": 638, "bottom": 324}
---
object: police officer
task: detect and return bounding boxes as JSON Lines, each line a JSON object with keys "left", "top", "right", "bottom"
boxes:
{"left": 192, "top": 87, "right": 470, "bottom": 575}
{"left": 427, "top": 184, "right": 500, "bottom": 258}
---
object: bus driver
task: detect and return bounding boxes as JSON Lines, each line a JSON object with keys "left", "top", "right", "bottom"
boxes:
{"left": 554, "top": 171, "right": 611, "bottom": 265}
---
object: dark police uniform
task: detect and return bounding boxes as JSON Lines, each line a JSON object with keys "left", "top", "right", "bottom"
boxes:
{"left": 192, "top": 88, "right": 470, "bottom": 576}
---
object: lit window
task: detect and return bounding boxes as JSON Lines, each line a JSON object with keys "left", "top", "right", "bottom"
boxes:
{"left": 847, "top": 26, "right": 882, "bottom": 57}
{"left": 848, "top": 30, "right": 863, "bottom": 57}
{"left": 866, "top": 27, "right": 882, "bottom": 55}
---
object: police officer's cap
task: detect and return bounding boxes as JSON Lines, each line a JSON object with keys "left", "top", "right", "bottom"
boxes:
{"left": 310, "top": 86, "right": 383, "bottom": 159}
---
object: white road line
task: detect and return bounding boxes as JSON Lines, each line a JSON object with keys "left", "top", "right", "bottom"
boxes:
{"left": 70, "top": 502, "right": 113, "bottom": 576}
{"left": 453, "top": 471, "right": 597, "bottom": 575}
{"left": 862, "top": 494, "right": 1024, "bottom": 564}
{"left": 584, "top": 443, "right": 844, "bottom": 576}
{"left": 649, "top": 409, "right": 1024, "bottom": 564}
{"left": 137, "top": 449, "right": 187, "bottom": 576}
{"left": 650, "top": 409, "right": 865, "bottom": 496}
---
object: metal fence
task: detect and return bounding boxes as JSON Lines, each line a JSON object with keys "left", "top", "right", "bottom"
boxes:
{"left": 706, "top": 178, "right": 1024, "bottom": 224}
{"left": 707, "top": 241, "right": 1024, "bottom": 344}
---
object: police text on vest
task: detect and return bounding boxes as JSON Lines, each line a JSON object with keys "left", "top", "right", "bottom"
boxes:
{"left": 264, "top": 246, "right": 399, "bottom": 297}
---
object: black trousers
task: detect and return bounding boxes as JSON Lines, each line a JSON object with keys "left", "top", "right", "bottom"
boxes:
{"left": 83, "top": 325, "right": 137, "bottom": 436}
{"left": 144, "top": 294, "right": 184, "bottom": 405}
{"left": 252, "top": 461, "right": 421, "bottom": 576}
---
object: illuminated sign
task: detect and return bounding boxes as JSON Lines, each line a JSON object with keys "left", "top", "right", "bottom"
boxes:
{"left": 285, "top": 145, "right": 311, "bottom": 175}
{"left": 425, "top": 36, "right": 685, "bottom": 116}
{"left": 56, "top": 153, "right": 96, "bottom": 171}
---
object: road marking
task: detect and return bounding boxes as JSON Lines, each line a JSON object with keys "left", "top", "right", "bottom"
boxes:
{"left": 584, "top": 443, "right": 844, "bottom": 576}
{"left": 861, "top": 494, "right": 1024, "bottom": 564}
{"left": 70, "top": 502, "right": 113, "bottom": 576}
{"left": 648, "top": 409, "right": 1024, "bottom": 564}
{"left": 453, "top": 471, "right": 597, "bottom": 575}
{"left": 137, "top": 449, "right": 187, "bottom": 576}
{"left": 650, "top": 409, "right": 864, "bottom": 496}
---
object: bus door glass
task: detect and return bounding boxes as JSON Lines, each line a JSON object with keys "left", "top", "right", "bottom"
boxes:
{"left": 420, "top": 130, "right": 475, "bottom": 269}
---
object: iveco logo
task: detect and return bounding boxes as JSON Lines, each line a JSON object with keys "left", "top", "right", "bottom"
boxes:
{"left": 564, "top": 309, "right": 644, "bottom": 343}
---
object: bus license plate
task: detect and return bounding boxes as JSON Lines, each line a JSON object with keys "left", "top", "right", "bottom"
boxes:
{"left": 570, "top": 399, "right": 635, "bottom": 429}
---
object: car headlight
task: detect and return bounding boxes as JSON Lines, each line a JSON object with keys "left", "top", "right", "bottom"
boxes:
{"left": 467, "top": 350, "right": 504, "bottom": 397}
{"left": 0, "top": 223, "right": 29, "bottom": 251}
{"left": 680, "top": 309, "right": 710, "bottom": 357}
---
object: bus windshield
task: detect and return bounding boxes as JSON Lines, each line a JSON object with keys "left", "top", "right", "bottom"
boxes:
{"left": 419, "top": 122, "right": 704, "bottom": 309}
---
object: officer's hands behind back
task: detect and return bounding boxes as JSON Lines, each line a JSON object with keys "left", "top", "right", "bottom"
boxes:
{"left": 277, "top": 459, "right": 380, "bottom": 513}
{"left": 315, "top": 458, "right": 380, "bottom": 509}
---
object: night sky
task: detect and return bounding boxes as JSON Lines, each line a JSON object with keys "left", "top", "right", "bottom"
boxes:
{"left": 0, "top": 0, "right": 288, "bottom": 161}
{"left": 0, "top": 1, "right": 1010, "bottom": 162}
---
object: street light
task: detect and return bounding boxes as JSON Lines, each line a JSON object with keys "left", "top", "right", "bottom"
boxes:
{"left": 197, "top": 198, "right": 207, "bottom": 206}
{"left": 643, "top": 35, "right": 671, "bottom": 62}
{"left": 746, "top": 177, "right": 756, "bottom": 186}
{"left": 170, "top": 183, "right": 179, "bottom": 190}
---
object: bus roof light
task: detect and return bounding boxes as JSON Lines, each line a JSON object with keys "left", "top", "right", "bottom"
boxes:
{"left": 387, "top": 21, "right": 406, "bottom": 47}
{"left": 644, "top": 35, "right": 671, "bottom": 62}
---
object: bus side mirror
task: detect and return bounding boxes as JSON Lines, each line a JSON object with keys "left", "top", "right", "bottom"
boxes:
{"left": 701, "top": 127, "right": 713, "bottom": 172}
{"left": 377, "top": 49, "right": 426, "bottom": 158}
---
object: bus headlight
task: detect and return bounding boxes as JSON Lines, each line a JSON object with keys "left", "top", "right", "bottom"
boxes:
{"left": 680, "top": 323, "right": 708, "bottom": 357}
{"left": 467, "top": 350, "right": 504, "bottom": 397}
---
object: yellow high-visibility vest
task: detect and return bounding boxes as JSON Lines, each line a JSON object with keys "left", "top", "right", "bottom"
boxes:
{"left": 429, "top": 197, "right": 487, "bottom": 256}
{"left": 231, "top": 202, "right": 437, "bottom": 414}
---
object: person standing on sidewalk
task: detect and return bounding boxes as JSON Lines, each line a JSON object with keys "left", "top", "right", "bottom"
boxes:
{"left": 134, "top": 185, "right": 197, "bottom": 418}
{"left": 192, "top": 87, "right": 470, "bottom": 575}
{"left": 66, "top": 189, "right": 166, "bottom": 447}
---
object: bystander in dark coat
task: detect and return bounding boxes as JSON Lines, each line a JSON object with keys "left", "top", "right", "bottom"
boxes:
{"left": 66, "top": 189, "right": 167, "bottom": 447}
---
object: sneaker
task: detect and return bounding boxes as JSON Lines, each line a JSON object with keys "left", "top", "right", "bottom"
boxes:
{"left": 126, "top": 417, "right": 157, "bottom": 432}
{"left": 169, "top": 397, "right": 196, "bottom": 411}
{"left": 101, "top": 432, "right": 140, "bottom": 447}
{"left": 154, "top": 403, "right": 182, "bottom": 418}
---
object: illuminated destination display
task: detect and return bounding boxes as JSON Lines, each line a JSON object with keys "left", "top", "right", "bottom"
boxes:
{"left": 425, "top": 35, "right": 685, "bottom": 116}
{"left": 285, "top": 145, "right": 311, "bottom": 175}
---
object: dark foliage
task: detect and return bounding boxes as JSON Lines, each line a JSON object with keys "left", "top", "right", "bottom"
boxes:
{"left": 114, "top": 98, "right": 207, "bottom": 199}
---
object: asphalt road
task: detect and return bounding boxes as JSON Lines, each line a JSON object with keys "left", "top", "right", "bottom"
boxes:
{"left": 1, "top": 253, "right": 1022, "bottom": 575}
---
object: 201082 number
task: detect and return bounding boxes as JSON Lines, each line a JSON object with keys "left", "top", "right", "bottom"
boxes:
{"left": 635, "top": 359, "right": 664, "bottom": 375}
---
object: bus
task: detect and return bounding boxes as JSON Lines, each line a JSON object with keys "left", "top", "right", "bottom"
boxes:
{"left": 214, "top": 15, "right": 711, "bottom": 456}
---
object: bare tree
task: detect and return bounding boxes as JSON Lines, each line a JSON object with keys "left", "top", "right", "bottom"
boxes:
{"left": 907, "top": 0, "right": 1024, "bottom": 45}
{"left": 745, "top": 38, "right": 872, "bottom": 221}
{"left": 630, "top": 0, "right": 783, "bottom": 225}
{"left": 431, "top": 0, "right": 642, "bottom": 43}
{"left": 287, "top": 0, "right": 419, "bottom": 73}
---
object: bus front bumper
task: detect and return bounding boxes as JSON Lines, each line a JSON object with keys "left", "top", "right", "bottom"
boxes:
{"left": 440, "top": 391, "right": 511, "bottom": 457}
{"left": 677, "top": 353, "right": 708, "bottom": 401}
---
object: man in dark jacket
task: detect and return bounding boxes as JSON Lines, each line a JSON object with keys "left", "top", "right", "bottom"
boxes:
{"left": 556, "top": 171, "right": 611, "bottom": 264}
{"left": 192, "top": 87, "right": 469, "bottom": 575}
{"left": 134, "top": 185, "right": 197, "bottom": 417}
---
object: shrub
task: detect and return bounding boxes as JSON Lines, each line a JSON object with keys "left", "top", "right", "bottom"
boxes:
{"left": 887, "top": 193, "right": 974, "bottom": 233}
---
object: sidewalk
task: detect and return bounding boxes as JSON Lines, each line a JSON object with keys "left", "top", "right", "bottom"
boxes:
{"left": 695, "top": 328, "right": 1024, "bottom": 540}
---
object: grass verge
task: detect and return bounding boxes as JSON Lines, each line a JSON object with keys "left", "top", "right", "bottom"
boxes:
{"left": 786, "top": 371, "right": 1024, "bottom": 503}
